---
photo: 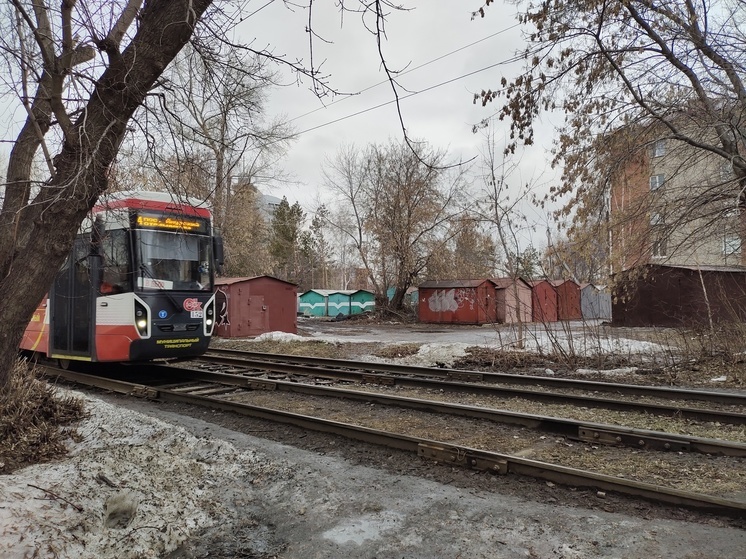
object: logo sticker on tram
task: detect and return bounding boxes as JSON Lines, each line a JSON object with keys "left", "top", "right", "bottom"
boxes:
{"left": 184, "top": 298, "right": 203, "bottom": 319}
{"left": 158, "top": 310, "right": 168, "bottom": 319}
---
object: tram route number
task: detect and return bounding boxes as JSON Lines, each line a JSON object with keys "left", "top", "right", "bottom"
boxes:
{"left": 156, "top": 337, "right": 200, "bottom": 349}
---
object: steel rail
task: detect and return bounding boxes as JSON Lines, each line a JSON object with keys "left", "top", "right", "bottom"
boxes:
{"left": 194, "top": 354, "right": 746, "bottom": 425}
{"left": 39, "top": 364, "right": 746, "bottom": 519}
{"left": 164, "top": 364, "right": 746, "bottom": 457}
{"left": 206, "top": 348, "right": 746, "bottom": 406}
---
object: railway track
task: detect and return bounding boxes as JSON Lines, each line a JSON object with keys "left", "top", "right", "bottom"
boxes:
{"left": 204, "top": 347, "right": 746, "bottom": 405}
{"left": 195, "top": 348, "right": 746, "bottom": 425}
{"left": 38, "top": 360, "right": 746, "bottom": 519}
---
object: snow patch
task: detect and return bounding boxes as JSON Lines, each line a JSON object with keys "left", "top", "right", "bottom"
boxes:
{"left": 0, "top": 392, "right": 274, "bottom": 559}
{"left": 252, "top": 331, "right": 309, "bottom": 343}
{"left": 404, "top": 343, "right": 470, "bottom": 367}
{"left": 574, "top": 367, "right": 639, "bottom": 376}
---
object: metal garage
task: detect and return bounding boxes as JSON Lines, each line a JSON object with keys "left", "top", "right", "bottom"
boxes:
{"left": 214, "top": 275, "right": 297, "bottom": 338}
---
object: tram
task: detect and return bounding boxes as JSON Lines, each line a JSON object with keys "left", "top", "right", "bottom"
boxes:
{"left": 20, "top": 191, "right": 224, "bottom": 363}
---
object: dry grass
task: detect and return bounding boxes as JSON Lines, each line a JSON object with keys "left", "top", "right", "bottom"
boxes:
{"left": 218, "top": 338, "right": 342, "bottom": 358}
{"left": 453, "top": 345, "right": 746, "bottom": 387}
{"left": 0, "top": 361, "right": 87, "bottom": 474}
{"left": 452, "top": 347, "right": 633, "bottom": 373}
{"left": 215, "top": 338, "right": 419, "bottom": 361}
{"left": 371, "top": 343, "right": 421, "bottom": 359}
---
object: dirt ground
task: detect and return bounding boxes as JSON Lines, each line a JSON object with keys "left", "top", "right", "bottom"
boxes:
{"left": 116, "top": 392, "right": 746, "bottom": 559}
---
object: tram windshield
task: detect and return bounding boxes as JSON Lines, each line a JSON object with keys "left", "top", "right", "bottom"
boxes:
{"left": 135, "top": 230, "right": 213, "bottom": 291}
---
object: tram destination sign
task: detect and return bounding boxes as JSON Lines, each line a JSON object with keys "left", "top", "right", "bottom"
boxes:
{"left": 135, "top": 212, "right": 208, "bottom": 234}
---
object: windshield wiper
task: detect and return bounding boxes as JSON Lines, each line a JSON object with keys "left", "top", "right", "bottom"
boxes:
{"left": 138, "top": 264, "right": 184, "bottom": 313}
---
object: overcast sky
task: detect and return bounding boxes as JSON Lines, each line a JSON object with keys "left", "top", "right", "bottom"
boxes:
{"left": 0, "top": 1, "right": 561, "bottom": 249}
{"left": 239, "top": 0, "right": 561, "bottom": 244}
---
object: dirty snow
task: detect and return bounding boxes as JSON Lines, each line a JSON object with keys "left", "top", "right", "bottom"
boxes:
{"left": 244, "top": 319, "right": 671, "bottom": 369}
{"left": 253, "top": 332, "right": 308, "bottom": 343}
{"left": 0, "top": 393, "right": 281, "bottom": 559}
{"left": 294, "top": 319, "right": 669, "bottom": 360}
{"left": 575, "top": 367, "right": 640, "bottom": 376}
{"left": 4, "top": 383, "right": 746, "bottom": 558}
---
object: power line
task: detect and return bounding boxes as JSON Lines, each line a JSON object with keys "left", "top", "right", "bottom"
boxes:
{"left": 289, "top": 22, "right": 522, "bottom": 124}
{"left": 244, "top": 0, "right": 276, "bottom": 20}
{"left": 294, "top": 53, "right": 525, "bottom": 138}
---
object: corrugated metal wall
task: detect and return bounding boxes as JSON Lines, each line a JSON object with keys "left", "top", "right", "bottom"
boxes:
{"left": 613, "top": 265, "right": 746, "bottom": 327}
{"left": 418, "top": 280, "right": 495, "bottom": 324}
{"left": 551, "top": 279, "right": 582, "bottom": 320}
{"left": 529, "top": 280, "right": 558, "bottom": 322}
{"left": 215, "top": 276, "right": 297, "bottom": 337}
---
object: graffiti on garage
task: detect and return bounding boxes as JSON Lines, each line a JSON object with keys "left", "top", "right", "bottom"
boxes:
{"left": 215, "top": 286, "right": 230, "bottom": 328}
{"left": 427, "top": 288, "right": 476, "bottom": 313}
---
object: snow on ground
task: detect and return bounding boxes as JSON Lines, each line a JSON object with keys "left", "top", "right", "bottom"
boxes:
{"left": 293, "top": 319, "right": 670, "bottom": 361}
{"left": 226, "top": 318, "right": 673, "bottom": 373}
{"left": 226, "top": 320, "right": 672, "bottom": 369}
{"left": 253, "top": 332, "right": 309, "bottom": 343}
{"left": 6, "top": 386, "right": 746, "bottom": 559}
{"left": 0, "top": 392, "right": 283, "bottom": 559}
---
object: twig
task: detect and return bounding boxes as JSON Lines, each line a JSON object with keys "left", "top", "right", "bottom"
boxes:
{"left": 115, "top": 525, "right": 162, "bottom": 544}
{"left": 28, "top": 483, "right": 84, "bottom": 512}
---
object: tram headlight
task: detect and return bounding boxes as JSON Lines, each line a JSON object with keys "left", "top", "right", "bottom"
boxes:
{"left": 134, "top": 300, "right": 150, "bottom": 337}
{"left": 204, "top": 299, "right": 215, "bottom": 334}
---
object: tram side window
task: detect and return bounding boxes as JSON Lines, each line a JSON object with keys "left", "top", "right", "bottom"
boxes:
{"left": 101, "top": 229, "right": 131, "bottom": 294}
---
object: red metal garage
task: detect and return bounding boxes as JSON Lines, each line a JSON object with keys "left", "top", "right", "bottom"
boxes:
{"left": 612, "top": 264, "right": 746, "bottom": 327}
{"left": 214, "top": 275, "right": 298, "bottom": 338}
{"left": 418, "top": 279, "right": 497, "bottom": 324}
{"left": 550, "top": 279, "right": 582, "bottom": 321}
{"left": 529, "top": 279, "right": 558, "bottom": 322}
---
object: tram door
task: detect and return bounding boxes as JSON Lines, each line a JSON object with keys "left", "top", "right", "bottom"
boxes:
{"left": 50, "top": 238, "right": 92, "bottom": 357}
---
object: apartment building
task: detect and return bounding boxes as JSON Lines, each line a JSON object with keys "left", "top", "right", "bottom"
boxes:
{"left": 609, "top": 130, "right": 742, "bottom": 271}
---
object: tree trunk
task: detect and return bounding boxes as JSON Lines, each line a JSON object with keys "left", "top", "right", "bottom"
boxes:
{"left": 0, "top": 0, "right": 213, "bottom": 391}
{"left": 390, "top": 286, "right": 408, "bottom": 310}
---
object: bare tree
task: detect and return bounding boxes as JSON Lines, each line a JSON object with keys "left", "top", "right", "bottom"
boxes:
{"left": 425, "top": 216, "right": 500, "bottom": 279}
{"left": 476, "top": 0, "right": 746, "bottom": 265}
{"left": 469, "top": 127, "right": 543, "bottom": 347}
{"left": 221, "top": 183, "right": 273, "bottom": 277}
{"left": 471, "top": 128, "right": 536, "bottom": 277}
{"left": 0, "top": 0, "right": 411, "bottom": 391}
{"left": 149, "top": 44, "right": 295, "bottom": 230}
{"left": 0, "top": 0, "right": 214, "bottom": 389}
{"left": 323, "top": 141, "right": 466, "bottom": 309}
{"left": 544, "top": 233, "right": 609, "bottom": 285}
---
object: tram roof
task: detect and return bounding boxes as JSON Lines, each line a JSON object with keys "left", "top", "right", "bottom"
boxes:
{"left": 93, "top": 190, "right": 212, "bottom": 218}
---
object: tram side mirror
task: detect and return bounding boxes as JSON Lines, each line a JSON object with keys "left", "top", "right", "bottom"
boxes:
{"left": 213, "top": 236, "right": 224, "bottom": 274}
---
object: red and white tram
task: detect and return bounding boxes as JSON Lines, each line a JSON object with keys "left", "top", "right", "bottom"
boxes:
{"left": 20, "top": 191, "right": 223, "bottom": 363}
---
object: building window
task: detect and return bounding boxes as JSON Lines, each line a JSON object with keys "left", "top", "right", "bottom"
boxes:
{"left": 649, "top": 174, "right": 665, "bottom": 190}
{"left": 652, "top": 139, "right": 666, "bottom": 157}
{"left": 724, "top": 234, "right": 741, "bottom": 256}
{"left": 650, "top": 212, "right": 664, "bottom": 226}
